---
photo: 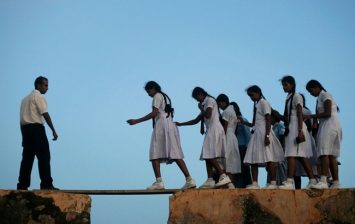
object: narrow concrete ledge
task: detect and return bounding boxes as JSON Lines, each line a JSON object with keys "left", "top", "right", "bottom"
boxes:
{"left": 0, "top": 190, "right": 91, "bottom": 224}
{"left": 168, "top": 188, "right": 355, "bottom": 224}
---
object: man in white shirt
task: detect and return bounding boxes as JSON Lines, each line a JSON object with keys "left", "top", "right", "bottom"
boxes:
{"left": 17, "top": 76, "right": 59, "bottom": 190}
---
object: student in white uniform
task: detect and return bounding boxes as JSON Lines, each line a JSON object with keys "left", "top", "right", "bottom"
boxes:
{"left": 127, "top": 81, "right": 196, "bottom": 190}
{"left": 279, "top": 76, "right": 317, "bottom": 190}
{"left": 294, "top": 94, "right": 319, "bottom": 189}
{"left": 243, "top": 85, "right": 284, "bottom": 189}
{"left": 305, "top": 80, "right": 342, "bottom": 189}
{"left": 176, "top": 87, "right": 231, "bottom": 189}
{"left": 216, "top": 94, "right": 242, "bottom": 189}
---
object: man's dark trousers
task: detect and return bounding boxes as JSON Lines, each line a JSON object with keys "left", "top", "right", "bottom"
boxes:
{"left": 17, "top": 123, "right": 53, "bottom": 189}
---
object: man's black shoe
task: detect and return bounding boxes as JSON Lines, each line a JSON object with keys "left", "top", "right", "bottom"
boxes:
{"left": 40, "top": 186, "right": 59, "bottom": 190}
{"left": 17, "top": 186, "right": 28, "bottom": 190}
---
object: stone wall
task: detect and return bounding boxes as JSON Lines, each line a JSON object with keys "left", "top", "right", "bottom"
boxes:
{"left": 0, "top": 190, "right": 91, "bottom": 224}
{"left": 168, "top": 189, "right": 355, "bottom": 224}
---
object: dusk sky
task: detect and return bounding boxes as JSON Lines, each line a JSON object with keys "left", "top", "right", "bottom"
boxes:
{"left": 1, "top": 1, "right": 354, "bottom": 223}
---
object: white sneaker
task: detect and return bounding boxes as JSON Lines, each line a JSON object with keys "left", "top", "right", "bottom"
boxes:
{"left": 215, "top": 175, "right": 232, "bottom": 187}
{"left": 246, "top": 183, "right": 260, "bottom": 189}
{"left": 330, "top": 182, "right": 341, "bottom": 189}
{"left": 305, "top": 180, "right": 318, "bottom": 189}
{"left": 181, "top": 179, "right": 196, "bottom": 189}
{"left": 199, "top": 178, "right": 215, "bottom": 189}
{"left": 311, "top": 181, "right": 329, "bottom": 189}
{"left": 147, "top": 181, "right": 165, "bottom": 190}
{"left": 279, "top": 181, "right": 294, "bottom": 190}
{"left": 228, "top": 183, "right": 235, "bottom": 189}
{"left": 263, "top": 183, "right": 278, "bottom": 189}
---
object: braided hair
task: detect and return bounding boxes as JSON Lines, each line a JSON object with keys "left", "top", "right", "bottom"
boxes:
{"left": 300, "top": 93, "right": 312, "bottom": 132}
{"left": 281, "top": 75, "right": 296, "bottom": 125}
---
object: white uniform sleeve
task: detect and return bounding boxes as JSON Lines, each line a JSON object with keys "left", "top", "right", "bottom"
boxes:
{"left": 204, "top": 97, "right": 214, "bottom": 109}
{"left": 34, "top": 93, "right": 48, "bottom": 115}
{"left": 319, "top": 91, "right": 332, "bottom": 103}
{"left": 260, "top": 100, "right": 271, "bottom": 115}
{"left": 293, "top": 93, "right": 303, "bottom": 108}
{"left": 222, "top": 109, "right": 232, "bottom": 123}
{"left": 152, "top": 93, "right": 163, "bottom": 109}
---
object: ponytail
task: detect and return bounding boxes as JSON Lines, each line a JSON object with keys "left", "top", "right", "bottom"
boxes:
{"left": 230, "top": 102, "right": 242, "bottom": 116}
{"left": 159, "top": 91, "right": 174, "bottom": 118}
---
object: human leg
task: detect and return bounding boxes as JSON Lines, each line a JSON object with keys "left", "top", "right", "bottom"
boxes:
{"left": 300, "top": 158, "right": 316, "bottom": 180}
{"left": 250, "top": 164, "right": 258, "bottom": 183}
{"left": 199, "top": 160, "right": 216, "bottom": 188}
{"left": 246, "top": 164, "right": 260, "bottom": 189}
{"left": 175, "top": 159, "right": 190, "bottom": 178}
{"left": 294, "top": 176, "right": 302, "bottom": 189}
{"left": 17, "top": 146, "right": 36, "bottom": 190}
{"left": 208, "top": 159, "right": 224, "bottom": 176}
{"left": 234, "top": 146, "right": 250, "bottom": 188}
{"left": 287, "top": 157, "right": 296, "bottom": 178}
{"left": 151, "top": 159, "right": 161, "bottom": 178}
{"left": 208, "top": 159, "right": 231, "bottom": 187}
{"left": 279, "top": 157, "right": 296, "bottom": 189}
{"left": 147, "top": 159, "right": 164, "bottom": 190}
{"left": 175, "top": 159, "right": 196, "bottom": 189}
{"left": 263, "top": 162, "right": 278, "bottom": 189}
{"left": 37, "top": 131, "right": 54, "bottom": 189}
{"left": 329, "top": 156, "right": 339, "bottom": 181}
{"left": 266, "top": 162, "right": 276, "bottom": 182}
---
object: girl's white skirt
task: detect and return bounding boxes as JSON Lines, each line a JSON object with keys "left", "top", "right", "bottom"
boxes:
{"left": 244, "top": 124, "right": 284, "bottom": 164}
{"left": 149, "top": 116, "right": 184, "bottom": 163}
{"left": 316, "top": 116, "right": 342, "bottom": 157}
{"left": 284, "top": 116, "right": 313, "bottom": 158}
{"left": 200, "top": 122, "right": 226, "bottom": 160}
{"left": 224, "top": 129, "right": 241, "bottom": 174}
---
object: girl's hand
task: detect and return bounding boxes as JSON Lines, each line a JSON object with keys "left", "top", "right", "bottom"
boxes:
{"left": 127, "top": 119, "right": 138, "bottom": 125}
{"left": 312, "top": 122, "right": 318, "bottom": 129}
{"left": 303, "top": 114, "right": 311, "bottom": 120}
{"left": 297, "top": 130, "right": 305, "bottom": 142}
{"left": 264, "top": 135, "right": 270, "bottom": 146}
{"left": 175, "top": 122, "right": 181, "bottom": 126}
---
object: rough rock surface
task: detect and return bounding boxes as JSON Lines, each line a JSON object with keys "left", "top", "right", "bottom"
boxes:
{"left": 0, "top": 190, "right": 91, "bottom": 224}
{"left": 168, "top": 189, "right": 355, "bottom": 224}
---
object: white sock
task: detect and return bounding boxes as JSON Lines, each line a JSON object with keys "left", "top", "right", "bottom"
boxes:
{"left": 156, "top": 177, "right": 163, "bottom": 183}
{"left": 270, "top": 181, "right": 277, "bottom": 185}
{"left": 320, "top": 175, "right": 327, "bottom": 183}
{"left": 287, "top": 178, "right": 293, "bottom": 183}
{"left": 252, "top": 181, "right": 258, "bottom": 185}
{"left": 186, "top": 176, "right": 192, "bottom": 182}
{"left": 220, "top": 173, "right": 227, "bottom": 179}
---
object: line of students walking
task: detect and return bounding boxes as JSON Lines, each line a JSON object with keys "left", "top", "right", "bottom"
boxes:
{"left": 127, "top": 75, "right": 342, "bottom": 190}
